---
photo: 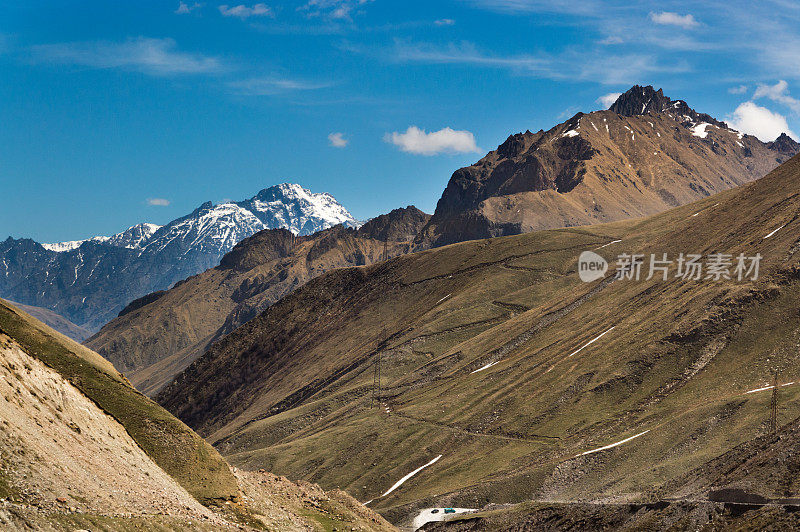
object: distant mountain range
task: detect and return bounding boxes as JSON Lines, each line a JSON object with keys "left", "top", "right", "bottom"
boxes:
{"left": 0, "top": 183, "right": 358, "bottom": 331}
{"left": 415, "top": 85, "right": 800, "bottom": 247}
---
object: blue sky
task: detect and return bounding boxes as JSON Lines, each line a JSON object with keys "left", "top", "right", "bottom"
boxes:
{"left": 2, "top": 0, "right": 800, "bottom": 242}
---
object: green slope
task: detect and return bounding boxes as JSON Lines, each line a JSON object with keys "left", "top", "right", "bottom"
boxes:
{"left": 158, "top": 154, "right": 800, "bottom": 524}
{"left": 0, "top": 298, "right": 239, "bottom": 505}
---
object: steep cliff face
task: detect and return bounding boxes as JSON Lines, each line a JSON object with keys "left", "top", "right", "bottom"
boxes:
{"left": 416, "top": 85, "right": 799, "bottom": 248}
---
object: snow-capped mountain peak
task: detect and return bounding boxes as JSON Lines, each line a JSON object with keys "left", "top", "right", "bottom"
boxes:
{"left": 42, "top": 222, "right": 161, "bottom": 253}
{"left": 242, "top": 183, "right": 359, "bottom": 235}
{"left": 106, "top": 223, "right": 162, "bottom": 249}
{"left": 39, "top": 183, "right": 356, "bottom": 256}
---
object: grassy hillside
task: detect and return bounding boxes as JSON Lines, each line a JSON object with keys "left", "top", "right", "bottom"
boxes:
{"left": 87, "top": 207, "right": 429, "bottom": 396}
{"left": 158, "top": 154, "right": 800, "bottom": 526}
{"left": 5, "top": 300, "right": 91, "bottom": 342}
{"left": 0, "top": 298, "right": 240, "bottom": 505}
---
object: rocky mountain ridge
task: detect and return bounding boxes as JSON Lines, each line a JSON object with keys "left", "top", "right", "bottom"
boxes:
{"left": 414, "top": 85, "right": 799, "bottom": 248}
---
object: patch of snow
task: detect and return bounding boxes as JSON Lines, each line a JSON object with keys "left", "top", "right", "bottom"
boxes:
{"left": 576, "top": 430, "right": 650, "bottom": 457}
{"left": 561, "top": 129, "right": 579, "bottom": 138}
{"left": 413, "top": 508, "right": 478, "bottom": 530}
{"left": 691, "top": 123, "right": 711, "bottom": 138}
{"left": 471, "top": 361, "right": 498, "bottom": 374}
{"left": 381, "top": 455, "right": 442, "bottom": 497}
{"left": 568, "top": 326, "right": 615, "bottom": 358}
{"left": 764, "top": 224, "right": 786, "bottom": 239}
{"left": 42, "top": 237, "right": 109, "bottom": 252}
{"left": 745, "top": 382, "right": 797, "bottom": 394}
{"left": 436, "top": 294, "right": 452, "bottom": 305}
{"left": 596, "top": 239, "right": 622, "bottom": 250}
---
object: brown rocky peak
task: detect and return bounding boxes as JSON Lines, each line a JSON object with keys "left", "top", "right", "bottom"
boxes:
{"left": 609, "top": 85, "right": 726, "bottom": 128}
{"left": 357, "top": 206, "right": 431, "bottom": 242}
{"left": 767, "top": 132, "right": 800, "bottom": 156}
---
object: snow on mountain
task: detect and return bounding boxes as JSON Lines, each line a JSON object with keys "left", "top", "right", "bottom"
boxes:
{"left": 41, "top": 239, "right": 105, "bottom": 253}
{"left": 239, "top": 183, "right": 360, "bottom": 235}
{"left": 1, "top": 183, "right": 357, "bottom": 332}
{"left": 41, "top": 184, "right": 356, "bottom": 257}
{"left": 140, "top": 183, "right": 358, "bottom": 259}
{"left": 107, "top": 223, "right": 162, "bottom": 249}
{"left": 42, "top": 223, "right": 161, "bottom": 253}
{"left": 143, "top": 201, "right": 267, "bottom": 257}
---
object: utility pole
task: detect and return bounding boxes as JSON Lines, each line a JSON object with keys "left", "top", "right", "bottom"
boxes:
{"left": 770, "top": 370, "right": 779, "bottom": 434}
{"left": 372, "top": 239, "right": 389, "bottom": 408}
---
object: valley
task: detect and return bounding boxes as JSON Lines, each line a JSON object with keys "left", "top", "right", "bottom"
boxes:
{"left": 4, "top": 81, "right": 800, "bottom": 531}
{"left": 154, "top": 152, "right": 800, "bottom": 529}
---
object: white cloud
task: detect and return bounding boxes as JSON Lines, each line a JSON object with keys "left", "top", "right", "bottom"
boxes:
{"left": 728, "top": 85, "right": 748, "bottom": 94}
{"left": 597, "top": 92, "right": 621, "bottom": 108}
{"left": 384, "top": 126, "right": 480, "bottom": 156}
{"left": 147, "top": 198, "right": 171, "bottom": 206}
{"left": 227, "top": 76, "right": 332, "bottom": 95}
{"left": 649, "top": 12, "right": 699, "bottom": 29}
{"left": 390, "top": 40, "right": 689, "bottom": 85}
{"left": 468, "top": 0, "right": 599, "bottom": 16}
{"left": 31, "top": 37, "right": 221, "bottom": 75}
{"left": 301, "top": 0, "right": 372, "bottom": 20}
{"left": 328, "top": 132, "right": 348, "bottom": 147}
{"left": 599, "top": 35, "right": 623, "bottom": 45}
{"left": 753, "top": 80, "right": 800, "bottom": 113}
{"left": 726, "top": 101, "right": 796, "bottom": 142}
{"left": 219, "top": 3, "right": 274, "bottom": 18}
{"left": 175, "top": 2, "right": 202, "bottom": 14}
{"left": 435, "top": 19, "right": 456, "bottom": 26}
